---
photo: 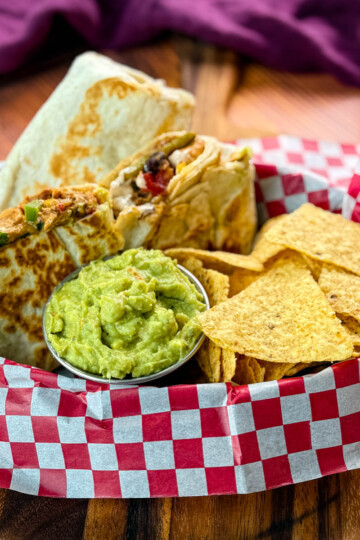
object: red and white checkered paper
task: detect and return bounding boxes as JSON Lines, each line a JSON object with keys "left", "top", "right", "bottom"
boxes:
{"left": 0, "top": 136, "right": 359, "bottom": 498}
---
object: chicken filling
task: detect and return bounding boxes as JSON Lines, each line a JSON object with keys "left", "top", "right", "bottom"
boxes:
{"left": 111, "top": 138, "right": 204, "bottom": 214}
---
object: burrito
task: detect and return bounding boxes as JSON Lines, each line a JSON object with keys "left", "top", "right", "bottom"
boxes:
{"left": 102, "top": 131, "right": 257, "bottom": 254}
{"left": 0, "top": 185, "right": 123, "bottom": 370}
{"left": 0, "top": 52, "right": 194, "bottom": 210}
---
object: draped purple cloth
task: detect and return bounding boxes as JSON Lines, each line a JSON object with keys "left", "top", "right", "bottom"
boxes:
{"left": 0, "top": 0, "right": 359, "bottom": 86}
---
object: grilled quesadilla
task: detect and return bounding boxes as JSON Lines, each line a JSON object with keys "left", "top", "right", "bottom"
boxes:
{"left": 0, "top": 52, "right": 194, "bottom": 210}
{"left": 102, "top": 131, "right": 257, "bottom": 253}
{"left": 0, "top": 232, "right": 76, "bottom": 371}
{"left": 0, "top": 185, "right": 124, "bottom": 369}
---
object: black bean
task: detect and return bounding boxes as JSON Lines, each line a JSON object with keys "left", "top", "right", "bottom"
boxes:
{"left": 143, "top": 152, "right": 167, "bottom": 174}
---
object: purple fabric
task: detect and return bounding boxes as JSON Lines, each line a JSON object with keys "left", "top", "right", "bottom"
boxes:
{"left": 0, "top": 0, "right": 359, "bottom": 86}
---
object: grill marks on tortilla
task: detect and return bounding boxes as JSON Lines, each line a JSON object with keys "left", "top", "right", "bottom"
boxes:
{"left": 0, "top": 232, "right": 76, "bottom": 368}
{"left": 50, "top": 78, "right": 161, "bottom": 186}
{"left": 55, "top": 204, "right": 124, "bottom": 266}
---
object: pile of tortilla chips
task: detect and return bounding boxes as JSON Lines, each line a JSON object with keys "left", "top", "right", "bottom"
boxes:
{"left": 167, "top": 203, "right": 360, "bottom": 385}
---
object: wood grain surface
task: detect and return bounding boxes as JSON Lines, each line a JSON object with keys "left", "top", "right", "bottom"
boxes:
{"left": 0, "top": 36, "right": 360, "bottom": 540}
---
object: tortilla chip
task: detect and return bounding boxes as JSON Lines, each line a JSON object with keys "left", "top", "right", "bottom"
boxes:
{"left": 232, "top": 355, "right": 265, "bottom": 385}
{"left": 256, "top": 360, "right": 312, "bottom": 381}
{"left": 250, "top": 216, "right": 287, "bottom": 265}
{"left": 229, "top": 249, "right": 299, "bottom": 296}
{"left": 229, "top": 268, "right": 261, "bottom": 296}
{"left": 265, "top": 203, "right": 360, "bottom": 276}
{"left": 253, "top": 215, "right": 287, "bottom": 247}
{"left": 302, "top": 255, "right": 323, "bottom": 281}
{"left": 180, "top": 257, "right": 229, "bottom": 305}
{"left": 319, "top": 266, "right": 360, "bottom": 323}
{"left": 285, "top": 363, "right": 316, "bottom": 376}
{"left": 339, "top": 316, "right": 360, "bottom": 346}
{"left": 221, "top": 348, "right": 237, "bottom": 382}
{"left": 199, "top": 254, "right": 353, "bottom": 363}
{"left": 234, "top": 357, "right": 319, "bottom": 382}
{"left": 181, "top": 257, "right": 229, "bottom": 383}
{"left": 250, "top": 235, "right": 284, "bottom": 265}
{"left": 165, "top": 247, "right": 263, "bottom": 275}
{"left": 195, "top": 339, "right": 222, "bottom": 383}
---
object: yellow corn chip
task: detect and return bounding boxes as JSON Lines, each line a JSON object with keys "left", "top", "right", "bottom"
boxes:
{"left": 232, "top": 355, "right": 265, "bottom": 385}
{"left": 250, "top": 235, "right": 284, "bottom": 265}
{"left": 221, "top": 348, "right": 237, "bottom": 382}
{"left": 285, "top": 363, "right": 316, "bottom": 376}
{"left": 233, "top": 357, "right": 256, "bottom": 384}
{"left": 196, "top": 340, "right": 222, "bottom": 383}
{"left": 165, "top": 247, "right": 263, "bottom": 274}
{"left": 229, "top": 249, "right": 298, "bottom": 296}
{"left": 265, "top": 203, "right": 360, "bottom": 276}
{"left": 302, "top": 255, "right": 323, "bottom": 281}
{"left": 233, "top": 354, "right": 265, "bottom": 385}
{"left": 248, "top": 357, "right": 266, "bottom": 382}
{"left": 237, "top": 358, "right": 322, "bottom": 381}
{"left": 180, "top": 257, "right": 229, "bottom": 306}
{"left": 339, "top": 315, "right": 360, "bottom": 346}
{"left": 257, "top": 360, "right": 311, "bottom": 380}
{"left": 250, "top": 215, "right": 287, "bottom": 265}
{"left": 253, "top": 215, "right": 287, "bottom": 247}
{"left": 199, "top": 254, "right": 353, "bottom": 363}
{"left": 181, "top": 257, "right": 229, "bottom": 383}
{"left": 319, "top": 266, "right": 360, "bottom": 323}
{"left": 229, "top": 268, "right": 260, "bottom": 296}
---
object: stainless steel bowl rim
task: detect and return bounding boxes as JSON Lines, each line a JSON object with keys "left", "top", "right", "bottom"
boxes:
{"left": 42, "top": 258, "right": 210, "bottom": 385}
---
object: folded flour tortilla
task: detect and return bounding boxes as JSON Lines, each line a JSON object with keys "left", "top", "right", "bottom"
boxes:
{"left": 0, "top": 52, "right": 194, "bottom": 211}
{"left": 0, "top": 185, "right": 124, "bottom": 370}
{"left": 103, "top": 131, "right": 257, "bottom": 254}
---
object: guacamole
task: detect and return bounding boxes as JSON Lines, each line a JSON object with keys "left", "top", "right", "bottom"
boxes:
{"left": 45, "top": 249, "right": 206, "bottom": 379}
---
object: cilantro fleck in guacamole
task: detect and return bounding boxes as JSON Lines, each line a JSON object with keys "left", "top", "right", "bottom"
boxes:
{"left": 45, "top": 249, "right": 206, "bottom": 379}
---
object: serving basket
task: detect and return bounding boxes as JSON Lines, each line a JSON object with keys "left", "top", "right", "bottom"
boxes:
{"left": 1, "top": 136, "right": 359, "bottom": 498}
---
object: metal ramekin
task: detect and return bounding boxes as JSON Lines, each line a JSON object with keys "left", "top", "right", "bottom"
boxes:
{"left": 43, "top": 259, "right": 209, "bottom": 385}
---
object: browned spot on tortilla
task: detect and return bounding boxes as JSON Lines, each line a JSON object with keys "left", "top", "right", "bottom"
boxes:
{"left": 82, "top": 166, "right": 96, "bottom": 184}
{"left": 21, "top": 182, "right": 53, "bottom": 203}
{"left": 0, "top": 232, "right": 76, "bottom": 365}
{"left": 60, "top": 211, "right": 122, "bottom": 265}
{"left": 34, "top": 344, "right": 59, "bottom": 372}
{"left": 0, "top": 255, "right": 11, "bottom": 267}
{"left": 154, "top": 101, "right": 191, "bottom": 136}
{"left": 49, "top": 78, "right": 146, "bottom": 186}
{"left": 4, "top": 324, "right": 16, "bottom": 334}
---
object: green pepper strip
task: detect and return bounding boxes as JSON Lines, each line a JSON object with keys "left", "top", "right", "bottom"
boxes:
{"left": 124, "top": 132, "right": 196, "bottom": 181}
{"left": 24, "top": 200, "right": 44, "bottom": 222}
{"left": 0, "top": 232, "right": 8, "bottom": 246}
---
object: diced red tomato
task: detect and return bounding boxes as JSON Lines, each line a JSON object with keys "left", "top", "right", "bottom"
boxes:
{"left": 57, "top": 203, "right": 66, "bottom": 213}
{"left": 143, "top": 169, "right": 174, "bottom": 196}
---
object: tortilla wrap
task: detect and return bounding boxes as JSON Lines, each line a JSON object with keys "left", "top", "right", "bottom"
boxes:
{"left": 0, "top": 52, "right": 194, "bottom": 211}
{"left": 0, "top": 232, "right": 76, "bottom": 371}
{"left": 105, "top": 132, "right": 256, "bottom": 253}
{"left": 56, "top": 202, "right": 124, "bottom": 266}
{"left": 0, "top": 186, "right": 124, "bottom": 369}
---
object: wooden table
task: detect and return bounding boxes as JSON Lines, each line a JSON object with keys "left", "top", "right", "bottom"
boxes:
{"left": 0, "top": 36, "right": 360, "bottom": 540}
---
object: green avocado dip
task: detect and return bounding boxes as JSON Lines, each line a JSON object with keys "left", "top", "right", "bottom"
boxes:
{"left": 44, "top": 249, "right": 206, "bottom": 379}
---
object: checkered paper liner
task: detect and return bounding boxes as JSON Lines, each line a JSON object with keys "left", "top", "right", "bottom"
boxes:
{"left": 0, "top": 136, "right": 359, "bottom": 498}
